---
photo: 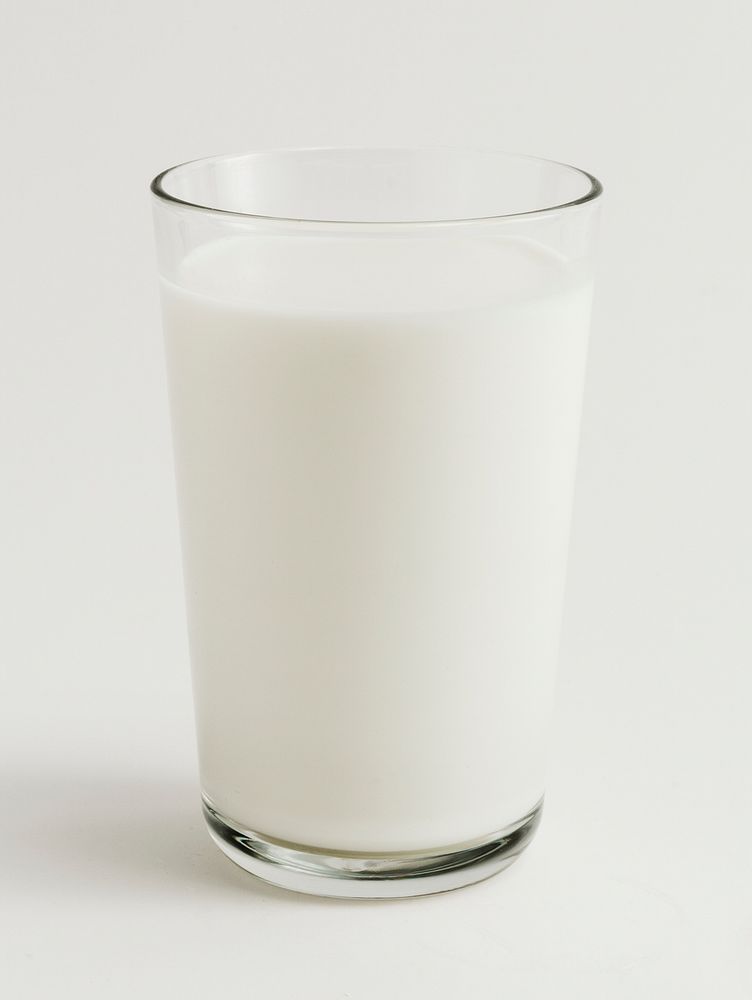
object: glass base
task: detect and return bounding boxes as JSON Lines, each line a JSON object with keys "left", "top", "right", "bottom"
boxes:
{"left": 203, "top": 796, "right": 543, "bottom": 898}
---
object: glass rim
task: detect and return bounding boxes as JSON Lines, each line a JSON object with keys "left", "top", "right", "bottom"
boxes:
{"left": 150, "top": 146, "right": 603, "bottom": 227}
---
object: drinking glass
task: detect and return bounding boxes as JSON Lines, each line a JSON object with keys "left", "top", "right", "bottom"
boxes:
{"left": 151, "top": 148, "right": 602, "bottom": 897}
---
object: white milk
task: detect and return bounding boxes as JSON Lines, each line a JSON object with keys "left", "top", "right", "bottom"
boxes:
{"left": 161, "top": 234, "right": 592, "bottom": 852}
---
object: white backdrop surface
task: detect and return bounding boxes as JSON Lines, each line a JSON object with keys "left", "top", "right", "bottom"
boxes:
{"left": 1, "top": 2, "right": 750, "bottom": 997}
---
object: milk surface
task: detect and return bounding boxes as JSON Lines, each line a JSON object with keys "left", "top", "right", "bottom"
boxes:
{"left": 161, "top": 234, "right": 592, "bottom": 852}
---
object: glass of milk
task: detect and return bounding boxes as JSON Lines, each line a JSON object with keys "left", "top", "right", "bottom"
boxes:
{"left": 151, "top": 148, "right": 602, "bottom": 897}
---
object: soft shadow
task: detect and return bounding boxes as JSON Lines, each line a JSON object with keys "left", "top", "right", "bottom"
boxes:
{"left": 1, "top": 769, "right": 337, "bottom": 906}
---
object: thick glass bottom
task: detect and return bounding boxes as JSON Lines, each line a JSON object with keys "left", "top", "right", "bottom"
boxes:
{"left": 203, "top": 796, "right": 543, "bottom": 898}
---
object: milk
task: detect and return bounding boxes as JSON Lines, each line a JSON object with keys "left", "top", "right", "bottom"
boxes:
{"left": 161, "top": 234, "right": 592, "bottom": 852}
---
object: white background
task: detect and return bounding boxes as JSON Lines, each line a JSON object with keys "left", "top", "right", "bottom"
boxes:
{"left": 1, "top": 1, "right": 750, "bottom": 996}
